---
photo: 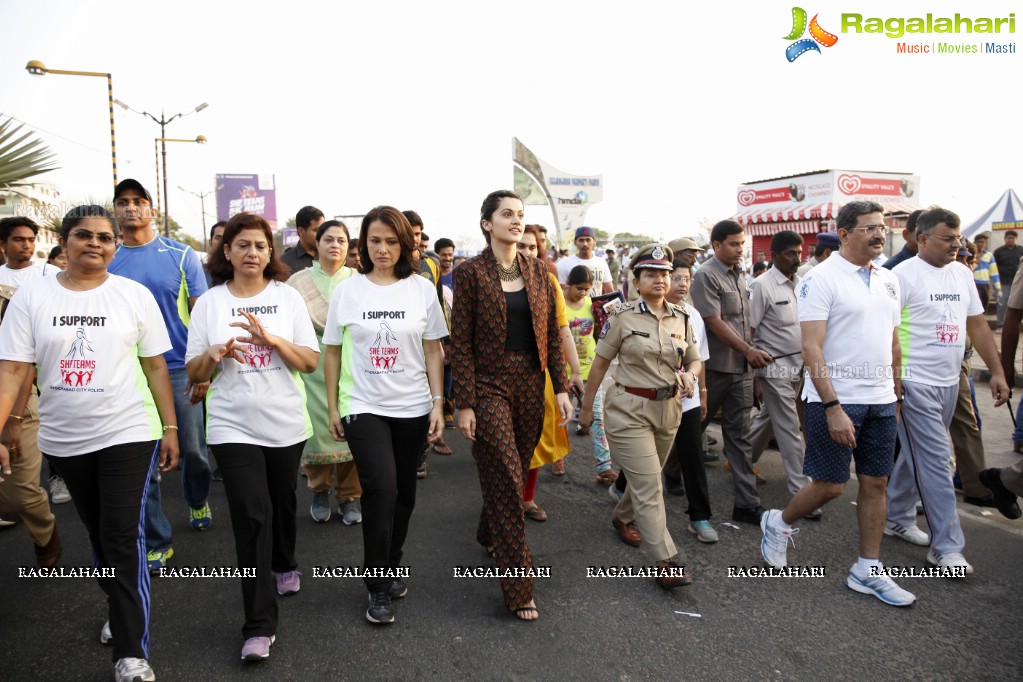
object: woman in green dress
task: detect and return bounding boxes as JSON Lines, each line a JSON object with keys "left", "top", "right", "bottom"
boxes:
{"left": 287, "top": 220, "right": 362, "bottom": 525}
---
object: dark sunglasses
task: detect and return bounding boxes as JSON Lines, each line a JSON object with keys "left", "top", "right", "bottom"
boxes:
{"left": 71, "top": 229, "right": 116, "bottom": 244}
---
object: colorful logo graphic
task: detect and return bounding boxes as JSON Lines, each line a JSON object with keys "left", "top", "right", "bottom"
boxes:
{"left": 61, "top": 327, "right": 97, "bottom": 387}
{"left": 575, "top": 191, "right": 590, "bottom": 204}
{"left": 784, "top": 7, "right": 839, "bottom": 62}
{"left": 369, "top": 322, "right": 400, "bottom": 370}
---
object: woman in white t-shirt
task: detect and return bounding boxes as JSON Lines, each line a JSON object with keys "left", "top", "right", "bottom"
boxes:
{"left": 185, "top": 213, "right": 319, "bottom": 662}
{"left": 323, "top": 206, "right": 446, "bottom": 626}
{"left": 0, "top": 205, "right": 178, "bottom": 682}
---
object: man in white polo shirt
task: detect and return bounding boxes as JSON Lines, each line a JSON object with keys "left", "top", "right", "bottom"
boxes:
{"left": 759, "top": 201, "right": 914, "bottom": 606}
{"left": 886, "top": 207, "right": 1009, "bottom": 575}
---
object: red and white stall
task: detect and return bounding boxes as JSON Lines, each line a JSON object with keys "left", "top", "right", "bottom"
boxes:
{"left": 731, "top": 170, "right": 922, "bottom": 261}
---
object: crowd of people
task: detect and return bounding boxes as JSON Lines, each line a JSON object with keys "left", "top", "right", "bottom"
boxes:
{"left": 1, "top": 186, "right": 1023, "bottom": 681}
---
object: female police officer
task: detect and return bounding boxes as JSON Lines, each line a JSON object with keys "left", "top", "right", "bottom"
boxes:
{"left": 579, "top": 243, "right": 701, "bottom": 588}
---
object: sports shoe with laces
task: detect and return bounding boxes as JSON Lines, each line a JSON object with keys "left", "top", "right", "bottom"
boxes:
{"left": 189, "top": 502, "right": 212, "bottom": 531}
{"left": 113, "top": 656, "right": 155, "bottom": 681}
{"left": 926, "top": 550, "right": 974, "bottom": 576}
{"left": 760, "top": 509, "right": 798, "bottom": 568}
{"left": 366, "top": 590, "right": 395, "bottom": 624}
{"left": 389, "top": 577, "right": 408, "bottom": 599}
{"left": 48, "top": 476, "right": 71, "bottom": 504}
{"left": 100, "top": 620, "right": 112, "bottom": 645}
{"left": 147, "top": 547, "right": 173, "bottom": 574}
{"left": 341, "top": 499, "right": 362, "bottom": 525}
{"left": 241, "top": 635, "right": 275, "bottom": 660}
{"left": 688, "top": 520, "right": 719, "bottom": 544}
{"left": 310, "top": 490, "right": 331, "bottom": 523}
{"left": 883, "top": 520, "right": 929, "bottom": 546}
{"left": 846, "top": 565, "right": 916, "bottom": 606}
{"left": 276, "top": 570, "right": 301, "bottom": 595}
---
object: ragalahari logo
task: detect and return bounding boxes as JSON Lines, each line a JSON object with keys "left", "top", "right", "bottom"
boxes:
{"left": 784, "top": 7, "right": 839, "bottom": 62}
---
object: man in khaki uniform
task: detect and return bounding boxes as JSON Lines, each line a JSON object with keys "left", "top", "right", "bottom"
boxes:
{"left": 580, "top": 244, "right": 701, "bottom": 588}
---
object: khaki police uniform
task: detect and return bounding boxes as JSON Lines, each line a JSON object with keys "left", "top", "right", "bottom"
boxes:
{"left": 597, "top": 244, "right": 701, "bottom": 562}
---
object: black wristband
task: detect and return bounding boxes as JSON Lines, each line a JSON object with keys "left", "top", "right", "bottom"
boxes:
{"left": 822, "top": 400, "right": 841, "bottom": 410}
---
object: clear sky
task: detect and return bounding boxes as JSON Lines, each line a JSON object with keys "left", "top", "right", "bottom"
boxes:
{"left": 2, "top": 0, "right": 1019, "bottom": 250}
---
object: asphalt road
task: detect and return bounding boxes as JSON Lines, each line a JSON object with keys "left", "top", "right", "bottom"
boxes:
{"left": 3, "top": 384, "right": 1022, "bottom": 681}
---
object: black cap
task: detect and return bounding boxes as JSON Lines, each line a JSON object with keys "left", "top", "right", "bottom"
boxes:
{"left": 113, "top": 179, "right": 153, "bottom": 205}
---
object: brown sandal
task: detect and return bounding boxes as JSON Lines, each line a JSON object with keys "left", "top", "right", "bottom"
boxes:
{"left": 524, "top": 506, "right": 548, "bottom": 522}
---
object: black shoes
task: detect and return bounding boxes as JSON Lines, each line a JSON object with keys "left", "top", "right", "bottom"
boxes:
{"left": 389, "top": 578, "right": 408, "bottom": 599}
{"left": 664, "top": 478, "right": 685, "bottom": 497}
{"left": 732, "top": 505, "right": 767, "bottom": 525}
{"left": 366, "top": 591, "right": 395, "bottom": 624}
{"left": 962, "top": 494, "right": 996, "bottom": 508}
{"left": 978, "top": 469, "right": 1022, "bottom": 520}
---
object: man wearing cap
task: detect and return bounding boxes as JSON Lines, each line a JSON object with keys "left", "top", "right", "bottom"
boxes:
{"left": 882, "top": 209, "right": 921, "bottom": 271}
{"left": 281, "top": 205, "right": 324, "bottom": 274}
{"left": 690, "top": 220, "right": 770, "bottom": 525}
{"left": 109, "top": 179, "right": 211, "bottom": 572}
{"left": 580, "top": 243, "right": 700, "bottom": 588}
{"left": 557, "top": 227, "right": 613, "bottom": 298}
{"left": 668, "top": 237, "right": 705, "bottom": 273}
{"left": 796, "top": 232, "right": 839, "bottom": 278}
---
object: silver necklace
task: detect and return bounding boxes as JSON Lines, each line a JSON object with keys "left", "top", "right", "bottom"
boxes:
{"left": 63, "top": 270, "right": 108, "bottom": 290}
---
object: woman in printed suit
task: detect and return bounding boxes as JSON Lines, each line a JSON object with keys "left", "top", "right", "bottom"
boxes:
{"left": 451, "top": 190, "right": 572, "bottom": 621}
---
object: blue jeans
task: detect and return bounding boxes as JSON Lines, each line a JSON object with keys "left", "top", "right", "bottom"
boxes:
{"left": 143, "top": 368, "right": 211, "bottom": 552}
{"left": 170, "top": 367, "right": 212, "bottom": 508}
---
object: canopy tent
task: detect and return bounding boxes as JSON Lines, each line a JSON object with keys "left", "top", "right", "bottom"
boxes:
{"left": 963, "top": 189, "right": 1023, "bottom": 243}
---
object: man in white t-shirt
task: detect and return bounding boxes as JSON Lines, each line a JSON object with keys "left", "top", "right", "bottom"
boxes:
{"left": 886, "top": 207, "right": 1009, "bottom": 575}
{"left": 0, "top": 216, "right": 61, "bottom": 567}
{"left": 759, "top": 201, "right": 916, "bottom": 607}
{"left": 557, "top": 227, "right": 613, "bottom": 298}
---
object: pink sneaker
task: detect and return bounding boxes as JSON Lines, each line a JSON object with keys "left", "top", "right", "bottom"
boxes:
{"left": 275, "top": 570, "right": 301, "bottom": 596}
{"left": 241, "top": 635, "right": 275, "bottom": 660}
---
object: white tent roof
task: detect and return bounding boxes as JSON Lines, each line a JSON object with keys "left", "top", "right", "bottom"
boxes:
{"left": 963, "top": 189, "right": 1023, "bottom": 239}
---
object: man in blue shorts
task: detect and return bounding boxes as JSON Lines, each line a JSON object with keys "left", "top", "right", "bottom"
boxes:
{"left": 759, "top": 201, "right": 915, "bottom": 606}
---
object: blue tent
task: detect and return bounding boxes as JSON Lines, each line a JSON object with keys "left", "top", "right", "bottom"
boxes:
{"left": 963, "top": 189, "right": 1023, "bottom": 242}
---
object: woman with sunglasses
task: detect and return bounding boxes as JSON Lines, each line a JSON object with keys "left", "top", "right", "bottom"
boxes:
{"left": 0, "top": 205, "right": 179, "bottom": 682}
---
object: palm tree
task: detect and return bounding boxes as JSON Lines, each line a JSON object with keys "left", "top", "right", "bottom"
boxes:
{"left": 0, "top": 116, "right": 59, "bottom": 189}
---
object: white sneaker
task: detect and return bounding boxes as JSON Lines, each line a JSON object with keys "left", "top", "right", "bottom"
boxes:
{"left": 0, "top": 516, "right": 14, "bottom": 527}
{"left": 49, "top": 476, "right": 72, "bottom": 504}
{"left": 927, "top": 550, "right": 974, "bottom": 576}
{"left": 846, "top": 565, "right": 916, "bottom": 606}
{"left": 760, "top": 509, "right": 798, "bottom": 568}
{"left": 100, "top": 620, "right": 112, "bottom": 645}
{"left": 114, "top": 657, "right": 155, "bottom": 682}
{"left": 884, "top": 520, "right": 929, "bottom": 546}
{"left": 688, "top": 520, "right": 719, "bottom": 544}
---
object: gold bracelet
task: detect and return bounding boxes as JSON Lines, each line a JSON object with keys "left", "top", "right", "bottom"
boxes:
{"left": 9, "top": 415, "right": 24, "bottom": 422}
{"left": 163, "top": 425, "right": 179, "bottom": 431}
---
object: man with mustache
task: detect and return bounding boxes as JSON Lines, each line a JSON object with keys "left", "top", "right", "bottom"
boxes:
{"left": 885, "top": 208, "right": 1009, "bottom": 576}
{"left": 760, "top": 201, "right": 913, "bottom": 605}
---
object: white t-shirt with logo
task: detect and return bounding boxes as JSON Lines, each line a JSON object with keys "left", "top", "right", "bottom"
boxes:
{"left": 185, "top": 281, "right": 319, "bottom": 447}
{"left": 681, "top": 304, "right": 709, "bottom": 413}
{"left": 0, "top": 274, "right": 171, "bottom": 456}
{"left": 0, "top": 262, "right": 61, "bottom": 287}
{"left": 323, "top": 274, "right": 448, "bottom": 419}
{"left": 892, "top": 257, "right": 983, "bottom": 387}
{"left": 797, "top": 254, "right": 901, "bottom": 404}
{"left": 557, "top": 254, "right": 613, "bottom": 298}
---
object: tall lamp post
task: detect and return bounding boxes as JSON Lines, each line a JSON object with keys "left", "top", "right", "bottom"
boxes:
{"left": 178, "top": 185, "right": 214, "bottom": 248}
{"left": 115, "top": 99, "right": 208, "bottom": 236}
{"left": 151, "top": 136, "right": 207, "bottom": 235}
{"left": 25, "top": 60, "right": 119, "bottom": 188}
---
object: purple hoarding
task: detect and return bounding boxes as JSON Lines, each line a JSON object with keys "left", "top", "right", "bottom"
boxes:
{"left": 215, "top": 174, "right": 277, "bottom": 228}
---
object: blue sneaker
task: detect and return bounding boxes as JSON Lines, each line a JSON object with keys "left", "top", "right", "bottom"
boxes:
{"left": 147, "top": 548, "right": 173, "bottom": 574}
{"left": 189, "top": 502, "right": 212, "bottom": 531}
{"left": 846, "top": 565, "right": 916, "bottom": 606}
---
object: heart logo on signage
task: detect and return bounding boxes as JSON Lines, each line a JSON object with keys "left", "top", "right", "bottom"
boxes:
{"left": 837, "top": 174, "right": 862, "bottom": 195}
{"left": 737, "top": 190, "right": 756, "bottom": 206}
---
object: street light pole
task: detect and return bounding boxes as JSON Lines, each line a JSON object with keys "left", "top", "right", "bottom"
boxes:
{"left": 154, "top": 137, "right": 207, "bottom": 237}
{"left": 115, "top": 100, "right": 208, "bottom": 236}
{"left": 25, "top": 60, "right": 118, "bottom": 188}
{"left": 179, "top": 185, "right": 213, "bottom": 248}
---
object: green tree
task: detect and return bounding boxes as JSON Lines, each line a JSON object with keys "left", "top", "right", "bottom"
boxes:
{"left": 166, "top": 216, "right": 203, "bottom": 251}
{"left": 0, "top": 116, "right": 59, "bottom": 189}
{"left": 610, "top": 231, "right": 657, "bottom": 246}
